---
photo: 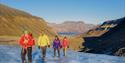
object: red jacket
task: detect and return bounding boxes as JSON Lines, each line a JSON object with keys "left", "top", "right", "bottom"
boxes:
{"left": 27, "top": 34, "right": 35, "bottom": 47}
{"left": 19, "top": 34, "right": 35, "bottom": 49}
{"left": 62, "top": 38, "right": 69, "bottom": 48}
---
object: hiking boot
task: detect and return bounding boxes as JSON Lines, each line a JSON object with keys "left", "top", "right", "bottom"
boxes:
{"left": 58, "top": 54, "right": 60, "bottom": 58}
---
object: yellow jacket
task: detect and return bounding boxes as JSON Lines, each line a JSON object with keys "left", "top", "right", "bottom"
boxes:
{"left": 37, "top": 34, "right": 50, "bottom": 46}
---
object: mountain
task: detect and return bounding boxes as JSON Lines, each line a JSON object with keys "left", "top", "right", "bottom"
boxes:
{"left": 48, "top": 21, "right": 95, "bottom": 34}
{"left": 0, "top": 4, "right": 55, "bottom": 37}
{"left": 81, "top": 17, "right": 125, "bottom": 56}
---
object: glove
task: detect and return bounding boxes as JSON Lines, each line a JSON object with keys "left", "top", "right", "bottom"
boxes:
{"left": 60, "top": 45, "right": 62, "bottom": 48}
{"left": 67, "top": 46, "right": 69, "bottom": 48}
{"left": 48, "top": 45, "right": 50, "bottom": 48}
{"left": 38, "top": 46, "right": 40, "bottom": 49}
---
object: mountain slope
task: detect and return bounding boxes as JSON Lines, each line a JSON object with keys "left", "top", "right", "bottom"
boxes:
{"left": 48, "top": 21, "right": 95, "bottom": 34}
{"left": 82, "top": 17, "right": 125, "bottom": 55}
{"left": 0, "top": 4, "right": 55, "bottom": 37}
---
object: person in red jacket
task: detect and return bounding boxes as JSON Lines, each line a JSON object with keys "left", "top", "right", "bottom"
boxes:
{"left": 19, "top": 31, "right": 35, "bottom": 63}
{"left": 27, "top": 33, "right": 35, "bottom": 48}
{"left": 62, "top": 36, "right": 69, "bottom": 56}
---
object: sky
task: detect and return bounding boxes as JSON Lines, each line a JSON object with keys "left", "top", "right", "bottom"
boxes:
{"left": 0, "top": 0, "right": 125, "bottom": 24}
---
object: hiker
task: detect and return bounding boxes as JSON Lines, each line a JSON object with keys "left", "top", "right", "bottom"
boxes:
{"left": 19, "top": 31, "right": 35, "bottom": 63}
{"left": 37, "top": 32, "right": 50, "bottom": 59}
{"left": 62, "top": 36, "right": 69, "bottom": 56}
{"left": 53, "top": 35, "right": 61, "bottom": 58}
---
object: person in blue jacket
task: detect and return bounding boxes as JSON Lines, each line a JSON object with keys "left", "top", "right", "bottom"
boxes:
{"left": 53, "top": 35, "right": 61, "bottom": 58}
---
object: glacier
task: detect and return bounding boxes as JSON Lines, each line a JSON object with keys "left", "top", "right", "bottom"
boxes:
{"left": 0, "top": 45, "right": 125, "bottom": 63}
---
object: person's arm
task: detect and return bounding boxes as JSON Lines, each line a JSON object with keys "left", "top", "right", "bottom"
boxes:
{"left": 19, "top": 35, "right": 24, "bottom": 47}
{"left": 45, "top": 35, "right": 50, "bottom": 47}
{"left": 59, "top": 40, "right": 62, "bottom": 48}
{"left": 46, "top": 35, "right": 50, "bottom": 45}
{"left": 62, "top": 40, "right": 64, "bottom": 47}
{"left": 67, "top": 39, "right": 69, "bottom": 48}
{"left": 53, "top": 40, "right": 55, "bottom": 48}
{"left": 37, "top": 36, "right": 41, "bottom": 48}
{"left": 32, "top": 39, "right": 35, "bottom": 46}
{"left": 32, "top": 39, "right": 36, "bottom": 50}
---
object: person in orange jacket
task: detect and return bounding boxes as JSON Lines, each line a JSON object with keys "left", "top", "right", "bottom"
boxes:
{"left": 19, "top": 31, "right": 35, "bottom": 63}
{"left": 62, "top": 36, "right": 69, "bottom": 56}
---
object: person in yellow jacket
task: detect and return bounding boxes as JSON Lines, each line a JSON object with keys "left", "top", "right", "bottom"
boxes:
{"left": 37, "top": 32, "right": 50, "bottom": 59}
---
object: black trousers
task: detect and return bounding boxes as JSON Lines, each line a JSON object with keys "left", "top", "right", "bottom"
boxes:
{"left": 41, "top": 46, "right": 47, "bottom": 58}
{"left": 54, "top": 48, "right": 60, "bottom": 57}
{"left": 21, "top": 47, "right": 32, "bottom": 63}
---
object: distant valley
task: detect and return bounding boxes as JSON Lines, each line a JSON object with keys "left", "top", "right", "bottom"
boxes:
{"left": 48, "top": 21, "right": 95, "bottom": 35}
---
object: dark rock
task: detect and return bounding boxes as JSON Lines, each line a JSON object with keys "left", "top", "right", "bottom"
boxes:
{"left": 115, "top": 47, "right": 125, "bottom": 56}
{"left": 81, "top": 17, "right": 125, "bottom": 56}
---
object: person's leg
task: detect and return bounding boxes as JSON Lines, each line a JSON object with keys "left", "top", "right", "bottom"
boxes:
{"left": 63, "top": 47, "right": 67, "bottom": 56}
{"left": 57, "top": 48, "right": 60, "bottom": 57}
{"left": 44, "top": 46, "right": 47, "bottom": 58}
{"left": 27, "top": 47, "right": 32, "bottom": 63}
{"left": 21, "top": 48, "right": 26, "bottom": 63}
{"left": 41, "top": 46, "right": 44, "bottom": 58}
{"left": 63, "top": 48, "right": 65, "bottom": 56}
{"left": 54, "top": 48, "right": 56, "bottom": 57}
{"left": 65, "top": 47, "right": 67, "bottom": 56}
{"left": 41, "top": 46, "right": 47, "bottom": 58}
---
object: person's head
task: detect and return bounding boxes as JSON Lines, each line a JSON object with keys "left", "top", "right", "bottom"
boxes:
{"left": 24, "top": 30, "right": 29, "bottom": 35}
{"left": 39, "top": 31, "right": 44, "bottom": 36}
{"left": 64, "top": 36, "right": 67, "bottom": 39}
{"left": 29, "top": 33, "right": 33, "bottom": 37}
{"left": 39, "top": 32, "right": 42, "bottom": 35}
{"left": 55, "top": 35, "right": 59, "bottom": 40}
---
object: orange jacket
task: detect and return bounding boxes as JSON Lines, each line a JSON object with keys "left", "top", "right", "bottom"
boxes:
{"left": 62, "top": 38, "right": 69, "bottom": 48}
